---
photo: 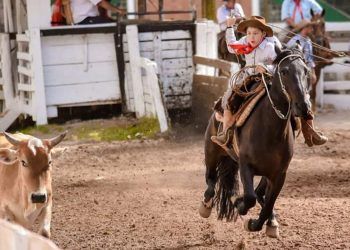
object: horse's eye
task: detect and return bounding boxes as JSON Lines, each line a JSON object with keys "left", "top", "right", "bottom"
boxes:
{"left": 21, "top": 160, "right": 28, "bottom": 167}
{"left": 48, "top": 161, "right": 52, "bottom": 165}
{"left": 280, "top": 68, "right": 288, "bottom": 76}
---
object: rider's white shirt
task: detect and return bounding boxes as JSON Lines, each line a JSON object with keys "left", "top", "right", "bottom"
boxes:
{"left": 226, "top": 27, "right": 278, "bottom": 75}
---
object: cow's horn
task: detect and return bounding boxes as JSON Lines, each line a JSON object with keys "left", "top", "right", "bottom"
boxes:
{"left": 4, "top": 132, "right": 21, "bottom": 146}
{"left": 48, "top": 131, "right": 67, "bottom": 148}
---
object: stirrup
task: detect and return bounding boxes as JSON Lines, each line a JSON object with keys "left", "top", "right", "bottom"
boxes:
{"left": 211, "top": 130, "right": 232, "bottom": 147}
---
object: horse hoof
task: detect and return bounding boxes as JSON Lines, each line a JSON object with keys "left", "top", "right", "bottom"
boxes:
{"left": 199, "top": 201, "right": 212, "bottom": 218}
{"left": 243, "top": 219, "right": 251, "bottom": 231}
{"left": 266, "top": 225, "right": 279, "bottom": 238}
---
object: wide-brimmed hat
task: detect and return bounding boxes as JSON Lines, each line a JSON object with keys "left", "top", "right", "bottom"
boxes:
{"left": 293, "top": 20, "right": 315, "bottom": 32}
{"left": 237, "top": 16, "right": 273, "bottom": 37}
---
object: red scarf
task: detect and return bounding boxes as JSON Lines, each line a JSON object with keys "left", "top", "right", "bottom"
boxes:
{"left": 228, "top": 38, "right": 264, "bottom": 55}
{"left": 292, "top": 0, "right": 304, "bottom": 21}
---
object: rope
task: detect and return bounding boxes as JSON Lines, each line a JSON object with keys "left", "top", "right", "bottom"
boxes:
{"left": 268, "top": 22, "right": 347, "bottom": 57}
{"left": 228, "top": 12, "right": 345, "bottom": 58}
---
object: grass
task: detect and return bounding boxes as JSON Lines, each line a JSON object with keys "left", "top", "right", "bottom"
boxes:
{"left": 18, "top": 117, "right": 161, "bottom": 142}
{"left": 74, "top": 117, "right": 160, "bottom": 141}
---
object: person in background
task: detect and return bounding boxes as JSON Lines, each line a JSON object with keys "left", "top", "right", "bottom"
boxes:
{"left": 71, "top": 0, "right": 125, "bottom": 25}
{"left": 287, "top": 20, "right": 316, "bottom": 86}
{"left": 286, "top": 19, "right": 328, "bottom": 147}
{"left": 216, "top": 0, "right": 245, "bottom": 32}
{"left": 281, "top": 0, "right": 323, "bottom": 29}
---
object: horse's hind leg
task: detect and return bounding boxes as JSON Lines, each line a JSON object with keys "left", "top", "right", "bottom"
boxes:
{"left": 245, "top": 173, "right": 286, "bottom": 234}
{"left": 199, "top": 149, "right": 220, "bottom": 218}
{"left": 199, "top": 123, "right": 223, "bottom": 218}
{"left": 255, "top": 177, "right": 279, "bottom": 238}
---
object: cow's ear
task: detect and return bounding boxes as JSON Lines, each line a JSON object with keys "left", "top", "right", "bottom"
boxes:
{"left": 0, "top": 148, "right": 17, "bottom": 163}
{"left": 47, "top": 131, "right": 67, "bottom": 149}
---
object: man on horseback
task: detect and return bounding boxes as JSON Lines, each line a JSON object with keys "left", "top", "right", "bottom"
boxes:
{"left": 287, "top": 20, "right": 316, "bottom": 86}
{"left": 281, "top": 0, "right": 323, "bottom": 29}
{"left": 287, "top": 20, "right": 328, "bottom": 146}
{"left": 217, "top": 0, "right": 245, "bottom": 32}
{"left": 216, "top": 0, "right": 245, "bottom": 66}
{"left": 211, "top": 15, "right": 327, "bottom": 149}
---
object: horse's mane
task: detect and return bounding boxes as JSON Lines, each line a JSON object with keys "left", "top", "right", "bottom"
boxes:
{"left": 273, "top": 47, "right": 304, "bottom": 65}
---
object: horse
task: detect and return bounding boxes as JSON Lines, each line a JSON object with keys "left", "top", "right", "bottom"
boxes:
{"left": 199, "top": 45, "right": 311, "bottom": 238}
{"left": 309, "top": 9, "right": 335, "bottom": 108}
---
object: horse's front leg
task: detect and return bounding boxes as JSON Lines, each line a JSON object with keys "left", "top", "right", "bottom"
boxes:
{"left": 234, "top": 165, "right": 256, "bottom": 215}
{"left": 255, "top": 177, "right": 280, "bottom": 238}
{"left": 245, "top": 173, "right": 286, "bottom": 234}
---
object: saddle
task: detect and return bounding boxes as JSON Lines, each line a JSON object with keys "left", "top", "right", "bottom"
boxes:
{"left": 214, "top": 75, "right": 269, "bottom": 160}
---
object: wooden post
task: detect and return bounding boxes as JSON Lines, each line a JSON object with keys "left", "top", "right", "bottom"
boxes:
{"left": 137, "top": 0, "right": 147, "bottom": 19}
{"left": 140, "top": 58, "right": 169, "bottom": 132}
{"left": 26, "top": 0, "right": 51, "bottom": 29}
{"left": 0, "top": 33, "right": 20, "bottom": 131}
{"left": 0, "top": 34, "right": 15, "bottom": 106}
{"left": 159, "top": 0, "right": 163, "bottom": 21}
{"left": 202, "top": 0, "right": 215, "bottom": 21}
{"left": 29, "top": 29, "right": 48, "bottom": 125}
{"left": 126, "top": 25, "right": 146, "bottom": 118}
{"left": 316, "top": 69, "right": 324, "bottom": 108}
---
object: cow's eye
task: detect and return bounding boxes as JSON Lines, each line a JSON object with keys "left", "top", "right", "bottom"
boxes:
{"left": 48, "top": 161, "right": 52, "bottom": 165}
{"left": 21, "top": 160, "right": 28, "bottom": 167}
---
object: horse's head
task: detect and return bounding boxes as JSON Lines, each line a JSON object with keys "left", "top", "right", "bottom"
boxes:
{"left": 310, "top": 9, "right": 334, "bottom": 61}
{"left": 273, "top": 45, "right": 311, "bottom": 119}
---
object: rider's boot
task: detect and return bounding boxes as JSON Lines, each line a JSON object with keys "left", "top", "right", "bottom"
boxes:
{"left": 301, "top": 118, "right": 328, "bottom": 147}
{"left": 211, "top": 109, "right": 236, "bottom": 148}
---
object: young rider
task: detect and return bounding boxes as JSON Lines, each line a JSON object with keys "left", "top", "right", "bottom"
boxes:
{"left": 211, "top": 16, "right": 327, "bottom": 149}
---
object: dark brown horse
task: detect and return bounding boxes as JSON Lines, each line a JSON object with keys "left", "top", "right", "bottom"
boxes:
{"left": 199, "top": 45, "right": 311, "bottom": 238}
{"left": 309, "top": 9, "right": 335, "bottom": 108}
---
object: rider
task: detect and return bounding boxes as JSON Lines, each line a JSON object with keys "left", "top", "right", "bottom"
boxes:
{"left": 287, "top": 20, "right": 316, "bottom": 84}
{"left": 281, "top": 0, "right": 323, "bottom": 29}
{"left": 287, "top": 20, "right": 328, "bottom": 147}
{"left": 211, "top": 15, "right": 327, "bottom": 149}
{"left": 216, "top": 0, "right": 245, "bottom": 32}
{"left": 211, "top": 16, "right": 278, "bottom": 148}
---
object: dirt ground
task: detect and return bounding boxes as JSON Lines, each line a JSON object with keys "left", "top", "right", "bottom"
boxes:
{"left": 49, "top": 109, "right": 350, "bottom": 250}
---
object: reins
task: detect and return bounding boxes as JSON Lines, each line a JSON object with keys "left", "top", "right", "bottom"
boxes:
{"left": 229, "top": 53, "right": 307, "bottom": 120}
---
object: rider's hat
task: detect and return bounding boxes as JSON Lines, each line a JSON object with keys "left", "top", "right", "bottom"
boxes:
{"left": 237, "top": 16, "right": 273, "bottom": 37}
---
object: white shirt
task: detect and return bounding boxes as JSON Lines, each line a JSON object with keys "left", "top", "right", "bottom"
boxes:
{"left": 216, "top": 4, "right": 245, "bottom": 31}
{"left": 226, "top": 27, "right": 278, "bottom": 75}
{"left": 71, "top": 0, "right": 102, "bottom": 24}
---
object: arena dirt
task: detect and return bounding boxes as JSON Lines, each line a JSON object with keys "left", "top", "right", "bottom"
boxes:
{"left": 50, "top": 110, "right": 350, "bottom": 249}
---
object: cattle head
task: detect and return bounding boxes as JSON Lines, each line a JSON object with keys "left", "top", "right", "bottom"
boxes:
{"left": 3, "top": 131, "right": 67, "bottom": 205}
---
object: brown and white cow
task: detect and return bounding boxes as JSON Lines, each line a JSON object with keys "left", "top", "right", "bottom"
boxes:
{"left": 0, "top": 131, "right": 67, "bottom": 238}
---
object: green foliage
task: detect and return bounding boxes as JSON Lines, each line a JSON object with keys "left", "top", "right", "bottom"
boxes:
{"left": 73, "top": 117, "right": 159, "bottom": 141}
{"left": 19, "top": 117, "right": 160, "bottom": 142}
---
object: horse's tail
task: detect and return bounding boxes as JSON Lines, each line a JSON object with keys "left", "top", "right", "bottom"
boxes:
{"left": 214, "top": 156, "right": 239, "bottom": 221}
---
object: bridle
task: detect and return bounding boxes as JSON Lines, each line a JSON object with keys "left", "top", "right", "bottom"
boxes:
{"left": 262, "top": 53, "right": 308, "bottom": 120}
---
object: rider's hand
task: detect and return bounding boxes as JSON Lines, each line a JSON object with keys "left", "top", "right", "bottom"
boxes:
{"left": 226, "top": 17, "right": 236, "bottom": 28}
{"left": 256, "top": 65, "right": 267, "bottom": 74}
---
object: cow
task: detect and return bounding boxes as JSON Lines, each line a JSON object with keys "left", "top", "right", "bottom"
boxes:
{"left": 0, "top": 131, "right": 67, "bottom": 238}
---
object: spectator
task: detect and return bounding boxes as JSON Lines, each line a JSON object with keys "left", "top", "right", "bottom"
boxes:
{"left": 71, "top": 0, "right": 125, "bottom": 25}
